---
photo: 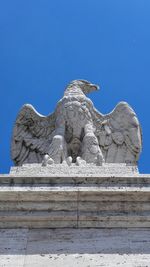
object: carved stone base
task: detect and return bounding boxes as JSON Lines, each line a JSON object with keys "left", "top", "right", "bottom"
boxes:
{"left": 0, "top": 164, "right": 150, "bottom": 228}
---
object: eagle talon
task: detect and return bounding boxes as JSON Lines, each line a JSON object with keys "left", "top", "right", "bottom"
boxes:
{"left": 42, "top": 155, "right": 54, "bottom": 166}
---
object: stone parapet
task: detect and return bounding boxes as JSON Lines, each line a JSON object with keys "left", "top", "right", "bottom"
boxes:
{"left": 0, "top": 164, "right": 149, "bottom": 228}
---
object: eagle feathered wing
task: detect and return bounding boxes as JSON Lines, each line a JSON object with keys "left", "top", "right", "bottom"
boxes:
{"left": 11, "top": 104, "right": 56, "bottom": 165}
{"left": 93, "top": 102, "right": 142, "bottom": 163}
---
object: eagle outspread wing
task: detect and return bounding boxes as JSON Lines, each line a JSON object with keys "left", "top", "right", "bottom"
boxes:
{"left": 94, "top": 102, "right": 142, "bottom": 164}
{"left": 11, "top": 104, "right": 56, "bottom": 166}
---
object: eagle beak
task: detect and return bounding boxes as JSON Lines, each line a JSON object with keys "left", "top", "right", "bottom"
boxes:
{"left": 91, "top": 84, "right": 99, "bottom": 91}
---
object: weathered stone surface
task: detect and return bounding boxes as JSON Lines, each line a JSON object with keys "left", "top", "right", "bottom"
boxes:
{"left": 0, "top": 228, "right": 150, "bottom": 267}
{"left": 0, "top": 164, "right": 150, "bottom": 228}
{"left": 11, "top": 80, "right": 142, "bottom": 166}
{"left": 0, "top": 229, "right": 28, "bottom": 267}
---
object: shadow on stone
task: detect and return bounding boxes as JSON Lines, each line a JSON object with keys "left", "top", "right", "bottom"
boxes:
{"left": 0, "top": 228, "right": 150, "bottom": 255}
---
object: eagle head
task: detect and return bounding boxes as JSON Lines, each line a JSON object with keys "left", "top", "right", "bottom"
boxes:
{"left": 68, "top": 79, "right": 99, "bottom": 95}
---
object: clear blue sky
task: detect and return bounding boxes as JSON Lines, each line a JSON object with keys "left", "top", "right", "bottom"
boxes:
{"left": 0, "top": 0, "right": 150, "bottom": 173}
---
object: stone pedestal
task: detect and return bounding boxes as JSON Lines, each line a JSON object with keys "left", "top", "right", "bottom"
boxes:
{"left": 0, "top": 163, "right": 149, "bottom": 228}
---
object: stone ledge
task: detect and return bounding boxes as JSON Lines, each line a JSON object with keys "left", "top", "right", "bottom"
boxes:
{"left": 1, "top": 228, "right": 150, "bottom": 266}
{"left": 9, "top": 163, "right": 139, "bottom": 177}
{"left": 0, "top": 184, "right": 149, "bottom": 228}
{"left": 0, "top": 164, "right": 149, "bottom": 228}
{"left": 1, "top": 175, "right": 150, "bottom": 186}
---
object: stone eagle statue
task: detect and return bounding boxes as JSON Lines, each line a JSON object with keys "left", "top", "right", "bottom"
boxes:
{"left": 11, "top": 80, "right": 142, "bottom": 166}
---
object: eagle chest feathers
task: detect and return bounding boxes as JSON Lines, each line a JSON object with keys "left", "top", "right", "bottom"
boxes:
{"left": 57, "top": 100, "right": 92, "bottom": 126}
